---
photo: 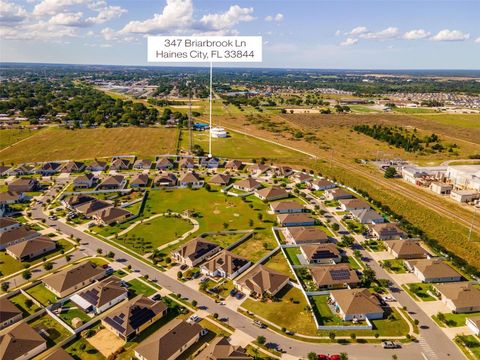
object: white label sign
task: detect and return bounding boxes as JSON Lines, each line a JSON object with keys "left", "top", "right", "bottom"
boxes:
{"left": 148, "top": 36, "right": 262, "bottom": 63}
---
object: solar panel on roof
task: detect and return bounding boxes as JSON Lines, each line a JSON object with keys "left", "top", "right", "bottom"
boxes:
{"left": 330, "top": 269, "right": 351, "bottom": 280}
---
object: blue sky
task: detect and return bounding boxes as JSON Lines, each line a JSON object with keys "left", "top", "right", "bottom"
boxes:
{"left": 1, "top": 0, "right": 479, "bottom": 69}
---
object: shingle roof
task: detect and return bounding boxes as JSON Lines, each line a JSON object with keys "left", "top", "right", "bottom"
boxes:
{"left": 196, "top": 337, "right": 252, "bottom": 360}
{"left": 286, "top": 227, "right": 329, "bottom": 243}
{"left": 179, "top": 172, "right": 202, "bottom": 183}
{"left": 237, "top": 265, "right": 289, "bottom": 296}
{"left": 311, "top": 264, "right": 360, "bottom": 287}
{"left": 385, "top": 240, "right": 428, "bottom": 258}
{"left": 209, "top": 173, "right": 231, "bottom": 185}
{"left": 331, "top": 288, "right": 383, "bottom": 316}
{"left": 0, "top": 323, "right": 46, "bottom": 360}
{"left": 43, "top": 348, "right": 75, "bottom": 360}
{"left": 6, "top": 236, "right": 56, "bottom": 259}
{"left": 270, "top": 201, "right": 304, "bottom": 211}
{"left": 202, "top": 250, "right": 250, "bottom": 277}
{"left": 174, "top": 238, "right": 220, "bottom": 262}
{"left": 436, "top": 283, "right": 480, "bottom": 309}
{"left": 234, "top": 178, "right": 261, "bottom": 190}
{"left": 42, "top": 261, "right": 105, "bottom": 294}
{"left": 74, "top": 276, "right": 127, "bottom": 308}
{"left": 256, "top": 187, "right": 288, "bottom": 200}
{"left": 407, "top": 259, "right": 461, "bottom": 279}
{"left": 0, "top": 298, "right": 22, "bottom": 324}
{"left": 300, "top": 243, "right": 340, "bottom": 261}
{"left": 0, "top": 226, "right": 39, "bottom": 247}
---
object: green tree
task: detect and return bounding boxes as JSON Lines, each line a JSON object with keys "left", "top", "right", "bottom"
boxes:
{"left": 256, "top": 336, "right": 266, "bottom": 345}
{"left": 384, "top": 167, "right": 397, "bottom": 179}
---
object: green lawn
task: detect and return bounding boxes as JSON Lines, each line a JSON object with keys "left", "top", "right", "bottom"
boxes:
{"left": 310, "top": 295, "right": 355, "bottom": 326}
{"left": 9, "top": 292, "right": 41, "bottom": 316}
{"left": 263, "top": 251, "right": 295, "bottom": 280}
{"left": 403, "top": 283, "right": 437, "bottom": 301}
{"left": 284, "top": 247, "right": 302, "bottom": 266}
{"left": 434, "top": 311, "right": 480, "bottom": 328}
{"left": 242, "top": 285, "right": 317, "bottom": 335}
{"left": 382, "top": 259, "right": 407, "bottom": 274}
{"left": 362, "top": 239, "right": 385, "bottom": 252}
{"left": 230, "top": 231, "right": 277, "bottom": 263}
{"left": 113, "top": 216, "right": 193, "bottom": 254}
{"left": 0, "top": 128, "right": 40, "bottom": 149}
{"left": 65, "top": 337, "right": 105, "bottom": 360}
{"left": 57, "top": 300, "right": 91, "bottom": 327}
{"left": 26, "top": 284, "right": 58, "bottom": 306}
{"left": 29, "top": 313, "right": 71, "bottom": 347}
{"left": 455, "top": 335, "right": 480, "bottom": 360}
{"left": 202, "top": 232, "right": 246, "bottom": 249}
{"left": 128, "top": 278, "right": 156, "bottom": 297}
{"left": 413, "top": 113, "right": 480, "bottom": 129}
{"left": 345, "top": 256, "right": 362, "bottom": 270}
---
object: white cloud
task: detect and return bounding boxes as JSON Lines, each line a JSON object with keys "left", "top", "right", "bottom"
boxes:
{"left": 33, "top": 0, "right": 89, "bottom": 16}
{"left": 475, "top": 36, "right": 480, "bottom": 44}
{"left": 1, "top": 20, "right": 76, "bottom": 40}
{"left": 86, "top": 5, "right": 126, "bottom": 24}
{"left": 346, "top": 26, "right": 368, "bottom": 36}
{"left": 340, "top": 38, "right": 358, "bottom": 46}
{"left": 360, "top": 27, "right": 400, "bottom": 40}
{"left": 265, "top": 13, "right": 283, "bottom": 23}
{"left": 403, "top": 29, "right": 430, "bottom": 40}
{"left": 200, "top": 5, "right": 254, "bottom": 31}
{"left": 431, "top": 29, "right": 470, "bottom": 41}
{"left": 49, "top": 12, "right": 86, "bottom": 26}
{"left": 0, "top": 0, "right": 28, "bottom": 23}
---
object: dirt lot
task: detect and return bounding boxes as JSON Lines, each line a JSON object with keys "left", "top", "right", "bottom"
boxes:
{"left": 87, "top": 329, "right": 124, "bottom": 357}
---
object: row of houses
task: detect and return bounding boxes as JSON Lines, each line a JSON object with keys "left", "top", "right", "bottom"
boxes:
{"left": 64, "top": 195, "right": 132, "bottom": 225}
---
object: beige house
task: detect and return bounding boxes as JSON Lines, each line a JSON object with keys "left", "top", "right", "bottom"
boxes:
{"left": 233, "top": 178, "right": 262, "bottom": 192}
{"left": 384, "top": 240, "right": 429, "bottom": 259}
{"left": 0, "top": 323, "right": 47, "bottom": 360}
{"left": 284, "top": 226, "right": 329, "bottom": 244}
{"left": 0, "top": 297, "right": 23, "bottom": 330}
{"left": 369, "top": 223, "right": 406, "bottom": 240}
{"left": 330, "top": 288, "right": 384, "bottom": 321}
{"left": 172, "top": 238, "right": 221, "bottom": 267}
{"left": 235, "top": 265, "right": 289, "bottom": 298}
{"left": 6, "top": 236, "right": 56, "bottom": 261}
{"left": 0, "top": 226, "right": 40, "bottom": 250}
{"left": 270, "top": 201, "right": 305, "bottom": 214}
{"left": 255, "top": 187, "right": 289, "bottom": 201}
{"left": 300, "top": 243, "right": 341, "bottom": 264}
{"left": 196, "top": 337, "right": 252, "bottom": 360}
{"left": 311, "top": 264, "right": 360, "bottom": 290}
{"left": 201, "top": 250, "right": 251, "bottom": 279}
{"left": 466, "top": 317, "right": 480, "bottom": 336}
{"left": 405, "top": 259, "right": 462, "bottom": 283}
{"left": 435, "top": 283, "right": 480, "bottom": 313}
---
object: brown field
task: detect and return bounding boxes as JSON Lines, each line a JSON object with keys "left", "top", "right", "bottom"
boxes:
{"left": 0, "top": 127, "right": 178, "bottom": 163}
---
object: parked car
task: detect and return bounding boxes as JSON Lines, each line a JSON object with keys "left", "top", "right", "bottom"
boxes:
{"left": 189, "top": 315, "right": 200, "bottom": 323}
{"left": 235, "top": 292, "right": 244, "bottom": 299}
{"left": 382, "top": 341, "right": 400, "bottom": 349}
{"left": 253, "top": 320, "right": 266, "bottom": 328}
{"left": 229, "top": 289, "right": 238, "bottom": 296}
{"left": 180, "top": 264, "right": 188, "bottom": 270}
{"left": 330, "top": 355, "right": 341, "bottom": 360}
{"left": 317, "top": 355, "right": 329, "bottom": 360}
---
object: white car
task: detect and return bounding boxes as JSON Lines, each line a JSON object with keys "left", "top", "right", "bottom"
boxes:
{"left": 189, "top": 315, "right": 200, "bottom": 323}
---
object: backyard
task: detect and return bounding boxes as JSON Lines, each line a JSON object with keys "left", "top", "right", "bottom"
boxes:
{"left": 283, "top": 247, "right": 302, "bottom": 266}
{"left": 230, "top": 231, "right": 277, "bottom": 263}
{"left": 57, "top": 300, "right": 92, "bottom": 327}
{"left": 263, "top": 251, "right": 295, "bottom": 280}
{"left": 8, "top": 292, "right": 41, "bottom": 316}
{"left": 29, "top": 314, "right": 71, "bottom": 347}
{"left": 65, "top": 337, "right": 105, "bottom": 360}
{"left": 433, "top": 311, "right": 480, "bottom": 328}
{"left": 26, "top": 283, "right": 58, "bottom": 306}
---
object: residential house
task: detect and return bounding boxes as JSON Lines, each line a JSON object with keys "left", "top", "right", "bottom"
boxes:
{"left": 277, "top": 213, "right": 315, "bottom": 227}
{"left": 65, "top": 194, "right": 96, "bottom": 209}
{"left": 0, "top": 323, "right": 47, "bottom": 360}
{"left": 42, "top": 261, "right": 107, "bottom": 298}
{"left": 102, "top": 295, "right": 167, "bottom": 341}
{"left": 134, "top": 319, "right": 203, "bottom": 360}
{"left": 133, "top": 159, "right": 153, "bottom": 170}
{"left": 466, "top": 317, "right": 480, "bottom": 336}
{"left": 233, "top": 178, "right": 261, "bottom": 192}
{"left": 61, "top": 161, "right": 85, "bottom": 173}
{"left": 369, "top": 223, "right": 406, "bottom": 240}
{"left": 201, "top": 250, "right": 251, "bottom": 279}
{"left": 71, "top": 276, "right": 128, "bottom": 314}
{"left": 248, "top": 164, "right": 271, "bottom": 177}
{"left": 0, "top": 217, "right": 21, "bottom": 233}
{"left": 311, "top": 264, "right": 360, "bottom": 290}
{"left": 201, "top": 157, "right": 221, "bottom": 168}
{"left": 275, "top": 166, "right": 294, "bottom": 177}
{"left": 172, "top": 238, "right": 221, "bottom": 267}
{"left": 95, "top": 207, "right": 132, "bottom": 225}
{"left": 86, "top": 160, "right": 107, "bottom": 172}
{"left": 98, "top": 175, "right": 125, "bottom": 190}
{"left": 6, "top": 236, "right": 56, "bottom": 261}
{"left": 130, "top": 174, "right": 149, "bottom": 188}
{"left": 43, "top": 348, "right": 75, "bottom": 360}
{"left": 405, "top": 259, "right": 462, "bottom": 283}
{"left": 330, "top": 288, "right": 384, "bottom": 321}
{"left": 325, "top": 188, "right": 353, "bottom": 201}
{"left": 196, "top": 337, "right": 252, "bottom": 360}
{"left": 38, "top": 162, "right": 62, "bottom": 175}
{"left": 73, "top": 173, "right": 97, "bottom": 189}
{"left": 350, "top": 209, "right": 385, "bottom": 225}
{"left": 8, "top": 178, "right": 38, "bottom": 193}
{"left": 284, "top": 227, "right": 329, "bottom": 244}
{"left": 209, "top": 173, "right": 231, "bottom": 186}
{"left": 235, "top": 265, "right": 289, "bottom": 298}
{"left": 293, "top": 172, "right": 313, "bottom": 184}
{"left": 270, "top": 201, "right": 305, "bottom": 214}
{"left": 74, "top": 199, "right": 112, "bottom": 218}
{"left": 178, "top": 172, "right": 204, "bottom": 188}
{"left": 110, "top": 158, "right": 131, "bottom": 171}
{"left": 225, "top": 160, "right": 243, "bottom": 171}
{"left": 6, "top": 164, "right": 35, "bottom": 176}
{"left": 0, "top": 226, "right": 39, "bottom": 250}
{"left": 430, "top": 182, "right": 453, "bottom": 195}
{"left": 435, "top": 283, "right": 480, "bottom": 313}
{"left": 0, "top": 297, "right": 23, "bottom": 330}
{"left": 155, "top": 158, "right": 174, "bottom": 170}
{"left": 255, "top": 187, "right": 289, "bottom": 201}
{"left": 300, "top": 243, "right": 341, "bottom": 264}
{"left": 384, "top": 240, "right": 428, "bottom": 259}
{"left": 179, "top": 157, "right": 196, "bottom": 169}
{"left": 311, "top": 179, "right": 336, "bottom": 191}
{"left": 0, "top": 191, "right": 27, "bottom": 205}
{"left": 153, "top": 173, "right": 177, "bottom": 187}
{"left": 340, "top": 199, "right": 370, "bottom": 212}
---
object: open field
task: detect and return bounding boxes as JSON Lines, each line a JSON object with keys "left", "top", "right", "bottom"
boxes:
{"left": 0, "top": 127, "right": 178, "bottom": 163}
{"left": 0, "top": 128, "right": 40, "bottom": 150}
{"left": 413, "top": 113, "right": 480, "bottom": 129}
{"left": 230, "top": 231, "right": 277, "bottom": 263}
{"left": 263, "top": 250, "right": 295, "bottom": 280}
{"left": 202, "top": 232, "right": 245, "bottom": 248}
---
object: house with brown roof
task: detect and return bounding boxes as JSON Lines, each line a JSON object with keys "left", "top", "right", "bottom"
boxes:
{"left": 172, "top": 238, "right": 221, "bottom": 267}
{"left": 248, "top": 164, "right": 271, "bottom": 177}
{"left": 134, "top": 318, "right": 203, "bottom": 360}
{"left": 110, "top": 158, "right": 131, "bottom": 171}
{"left": 340, "top": 199, "right": 371, "bottom": 212}
{"left": 0, "top": 217, "right": 20, "bottom": 233}
{"left": 225, "top": 160, "right": 243, "bottom": 171}
{"left": 65, "top": 194, "right": 96, "bottom": 209}
{"left": 130, "top": 174, "right": 149, "bottom": 188}
{"left": 384, "top": 240, "right": 429, "bottom": 259}
{"left": 42, "top": 260, "right": 107, "bottom": 298}
{"left": 270, "top": 201, "right": 305, "bottom": 214}
{"left": 467, "top": 317, "right": 480, "bottom": 336}
{"left": 300, "top": 243, "right": 341, "bottom": 264}
{"left": 102, "top": 295, "right": 167, "bottom": 341}
{"left": 0, "top": 191, "right": 27, "bottom": 205}
{"left": 95, "top": 207, "right": 132, "bottom": 226}
{"left": 6, "top": 236, "right": 56, "bottom": 261}
{"left": 61, "top": 161, "right": 85, "bottom": 173}
{"left": 235, "top": 265, "right": 289, "bottom": 298}
{"left": 153, "top": 173, "right": 177, "bottom": 187}
{"left": 435, "top": 283, "right": 480, "bottom": 313}
{"left": 233, "top": 178, "right": 262, "bottom": 192}
{"left": 277, "top": 213, "right": 315, "bottom": 227}
{"left": 325, "top": 188, "right": 353, "bottom": 201}
{"left": 209, "top": 173, "right": 231, "bottom": 186}
{"left": 71, "top": 276, "right": 128, "bottom": 314}
{"left": 38, "top": 162, "right": 62, "bottom": 175}
{"left": 311, "top": 264, "right": 360, "bottom": 290}
{"left": 133, "top": 159, "right": 153, "bottom": 170}
{"left": 255, "top": 187, "right": 289, "bottom": 201}
{"left": 196, "top": 336, "right": 252, "bottom": 360}
{"left": 74, "top": 199, "right": 112, "bottom": 217}
{"left": 86, "top": 160, "right": 107, "bottom": 172}
{"left": 369, "top": 223, "right": 406, "bottom": 240}
{"left": 0, "top": 226, "right": 39, "bottom": 250}
{"left": 178, "top": 172, "right": 204, "bottom": 188}
{"left": 97, "top": 175, "right": 125, "bottom": 190}
{"left": 0, "top": 322, "right": 47, "bottom": 360}
{"left": 0, "top": 297, "right": 23, "bottom": 330}
{"left": 0, "top": 165, "right": 11, "bottom": 176}
{"left": 330, "top": 288, "right": 384, "bottom": 321}
{"left": 8, "top": 178, "right": 38, "bottom": 193}
{"left": 200, "top": 157, "right": 221, "bottom": 169}
{"left": 43, "top": 348, "right": 75, "bottom": 360}
{"left": 284, "top": 227, "right": 329, "bottom": 244}
{"left": 275, "top": 166, "right": 294, "bottom": 177}
{"left": 201, "top": 250, "right": 251, "bottom": 279}
{"left": 179, "top": 157, "right": 196, "bottom": 169}
{"left": 156, "top": 157, "right": 174, "bottom": 170}
{"left": 405, "top": 259, "right": 462, "bottom": 283}
{"left": 293, "top": 172, "right": 313, "bottom": 184}
{"left": 311, "top": 179, "right": 336, "bottom": 191}
{"left": 350, "top": 209, "right": 385, "bottom": 225}
{"left": 73, "top": 173, "right": 97, "bottom": 189}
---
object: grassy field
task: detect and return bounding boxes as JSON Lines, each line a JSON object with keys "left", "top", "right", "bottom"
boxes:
{"left": 413, "top": 113, "right": 480, "bottom": 129}
{"left": 263, "top": 251, "right": 295, "bottom": 280}
{"left": 127, "top": 278, "right": 156, "bottom": 297}
{"left": 9, "top": 292, "right": 41, "bottom": 316}
{"left": 310, "top": 295, "right": 354, "bottom": 326}
{"left": 403, "top": 283, "right": 437, "bottom": 301}
{"left": 0, "top": 128, "right": 40, "bottom": 150}
{"left": 381, "top": 259, "right": 407, "bottom": 274}
{"left": 0, "top": 127, "right": 178, "bottom": 163}
{"left": 284, "top": 247, "right": 302, "bottom": 266}
{"left": 58, "top": 300, "right": 91, "bottom": 326}
{"left": 455, "top": 335, "right": 480, "bottom": 360}
{"left": 242, "top": 285, "right": 317, "bottom": 334}
{"left": 65, "top": 337, "right": 105, "bottom": 360}
{"left": 202, "top": 232, "right": 246, "bottom": 248}
{"left": 26, "top": 283, "right": 58, "bottom": 306}
{"left": 230, "top": 231, "right": 277, "bottom": 263}
{"left": 434, "top": 311, "right": 480, "bottom": 327}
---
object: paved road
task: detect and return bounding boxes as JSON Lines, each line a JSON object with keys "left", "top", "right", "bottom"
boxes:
{"left": 28, "top": 194, "right": 449, "bottom": 359}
